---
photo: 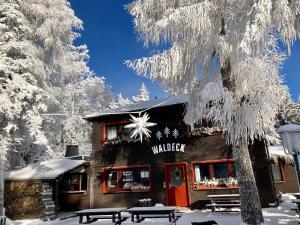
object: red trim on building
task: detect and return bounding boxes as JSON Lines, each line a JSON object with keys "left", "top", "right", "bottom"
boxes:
{"left": 101, "top": 119, "right": 130, "bottom": 142}
{"left": 190, "top": 159, "right": 238, "bottom": 190}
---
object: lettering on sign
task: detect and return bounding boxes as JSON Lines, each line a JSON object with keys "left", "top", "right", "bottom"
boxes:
{"left": 151, "top": 143, "right": 186, "bottom": 155}
{"left": 151, "top": 127, "right": 185, "bottom": 155}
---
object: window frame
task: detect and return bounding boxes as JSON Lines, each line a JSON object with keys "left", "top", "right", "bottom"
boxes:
{"left": 191, "top": 159, "right": 238, "bottom": 190}
{"left": 101, "top": 120, "right": 131, "bottom": 143}
{"left": 102, "top": 164, "right": 151, "bottom": 193}
{"left": 271, "top": 162, "right": 285, "bottom": 183}
{"left": 61, "top": 173, "right": 88, "bottom": 193}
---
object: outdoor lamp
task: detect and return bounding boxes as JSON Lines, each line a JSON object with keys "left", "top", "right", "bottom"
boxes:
{"left": 277, "top": 124, "right": 300, "bottom": 188}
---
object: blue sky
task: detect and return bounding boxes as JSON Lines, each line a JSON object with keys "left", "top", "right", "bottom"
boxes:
{"left": 70, "top": 0, "right": 300, "bottom": 101}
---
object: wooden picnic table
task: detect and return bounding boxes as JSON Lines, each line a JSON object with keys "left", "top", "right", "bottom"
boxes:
{"left": 127, "top": 206, "right": 178, "bottom": 223}
{"left": 293, "top": 199, "right": 300, "bottom": 210}
{"left": 207, "top": 194, "right": 240, "bottom": 199}
{"left": 292, "top": 193, "right": 300, "bottom": 199}
{"left": 206, "top": 194, "right": 240, "bottom": 212}
{"left": 74, "top": 207, "right": 126, "bottom": 224}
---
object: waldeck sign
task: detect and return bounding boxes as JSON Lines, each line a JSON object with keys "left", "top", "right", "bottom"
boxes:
{"left": 151, "top": 127, "right": 186, "bottom": 155}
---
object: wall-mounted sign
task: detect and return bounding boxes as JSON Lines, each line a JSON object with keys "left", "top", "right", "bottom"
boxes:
{"left": 151, "top": 143, "right": 186, "bottom": 155}
{"left": 151, "top": 127, "right": 185, "bottom": 155}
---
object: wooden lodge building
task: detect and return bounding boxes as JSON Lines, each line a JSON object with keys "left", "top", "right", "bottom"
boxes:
{"left": 85, "top": 95, "right": 299, "bottom": 209}
{"left": 4, "top": 96, "right": 299, "bottom": 221}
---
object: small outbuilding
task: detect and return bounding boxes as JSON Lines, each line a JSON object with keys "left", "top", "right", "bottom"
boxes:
{"left": 5, "top": 155, "right": 90, "bottom": 220}
{"left": 268, "top": 144, "right": 298, "bottom": 194}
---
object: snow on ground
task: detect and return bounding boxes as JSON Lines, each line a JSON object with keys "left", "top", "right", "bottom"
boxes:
{"left": 11, "top": 194, "right": 299, "bottom": 225}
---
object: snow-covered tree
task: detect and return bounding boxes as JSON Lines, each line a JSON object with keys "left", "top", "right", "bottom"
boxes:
{"left": 21, "top": 0, "right": 90, "bottom": 89}
{"left": 45, "top": 75, "right": 112, "bottom": 158}
{"left": 283, "top": 96, "right": 300, "bottom": 124}
{"left": 0, "top": 0, "right": 97, "bottom": 166}
{"left": 109, "top": 99, "right": 119, "bottom": 109}
{"left": 111, "top": 84, "right": 150, "bottom": 109}
{"left": 0, "top": 0, "right": 49, "bottom": 164}
{"left": 132, "top": 83, "right": 150, "bottom": 103}
{"left": 117, "top": 93, "right": 132, "bottom": 107}
{"left": 125, "top": 1, "right": 300, "bottom": 224}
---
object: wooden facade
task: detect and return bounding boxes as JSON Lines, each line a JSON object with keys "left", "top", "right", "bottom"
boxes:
{"left": 86, "top": 102, "right": 298, "bottom": 209}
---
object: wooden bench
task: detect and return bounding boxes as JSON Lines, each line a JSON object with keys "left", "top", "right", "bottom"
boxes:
{"left": 206, "top": 194, "right": 240, "bottom": 212}
{"left": 74, "top": 208, "right": 126, "bottom": 224}
{"left": 127, "top": 206, "right": 178, "bottom": 223}
{"left": 292, "top": 199, "right": 300, "bottom": 223}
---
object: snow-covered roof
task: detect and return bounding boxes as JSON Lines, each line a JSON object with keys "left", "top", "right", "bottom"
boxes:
{"left": 268, "top": 145, "right": 294, "bottom": 164}
{"left": 84, "top": 95, "right": 188, "bottom": 120}
{"left": 6, "top": 158, "right": 86, "bottom": 180}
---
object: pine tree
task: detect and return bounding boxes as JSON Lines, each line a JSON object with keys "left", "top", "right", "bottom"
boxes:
{"left": 132, "top": 83, "right": 150, "bottom": 103}
{"left": 117, "top": 93, "right": 132, "bottom": 107}
{"left": 47, "top": 75, "right": 112, "bottom": 158}
{"left": 125, "top": 1, "right": 300, "bottom": 224}
{"left": 0, "top": 0, "right": 48, "bottom": 157}
{"left": 283, "top": 96, "right": 300, "bottom": 125}
{"left": 0, "top": 0, "right": 110, "bottom": 166}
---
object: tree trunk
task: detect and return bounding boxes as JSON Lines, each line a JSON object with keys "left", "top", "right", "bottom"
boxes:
{"left": 221, "top": 60, "right": 264, "bottom": 225}
{"left": 0, "top": 157, "right": 5, "bottom": 216}
{"left": 233, "top": 143, "right": 264, "bottom": 225}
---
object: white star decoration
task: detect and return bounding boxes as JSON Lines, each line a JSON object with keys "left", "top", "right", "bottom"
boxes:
{"left": 124, "top": 113, "right": 156, "bottom": 143}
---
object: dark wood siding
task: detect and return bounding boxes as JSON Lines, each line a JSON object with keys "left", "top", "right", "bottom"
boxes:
{"left": 274, "top": 162, "right": 299, "bottom": 194}
{"left": 88, "top": 104, "right": 296, "bottom": 209}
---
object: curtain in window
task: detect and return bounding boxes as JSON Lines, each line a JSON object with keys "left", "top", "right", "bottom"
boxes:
{"left": 107, "top": 126, "right": 117, "bottom": 140}
{"left": 194, "top": 165, "right": 201, "bottom": 183}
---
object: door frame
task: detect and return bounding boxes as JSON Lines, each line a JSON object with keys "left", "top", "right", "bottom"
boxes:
{"left": 164, "top": 162, "right": 191, "bottom": 206}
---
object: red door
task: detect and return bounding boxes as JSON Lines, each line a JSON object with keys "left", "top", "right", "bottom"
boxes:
{"left": 165, "top": 163, "right": 189, "bottom": 206}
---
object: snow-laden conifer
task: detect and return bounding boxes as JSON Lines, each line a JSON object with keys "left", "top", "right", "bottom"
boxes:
{"left": 117, "top": 93, "right": 132, "bottom": 107}
{"left": 132, "top": 83, "right": 150, "bottom": 103}
{"left": 47, "top": 75, "right": 112, "bottom": 158}
{"left": 0, "top": 0, "right": 110, "bottom": 167}
{"left": 0, "top": 0, "right": 48, "bottom": 155}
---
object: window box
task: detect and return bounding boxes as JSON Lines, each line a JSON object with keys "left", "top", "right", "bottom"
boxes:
{"left": 226, "top": 183, "right": 238, "bottom": 189}
{"left": 194, "top": 184, "right": 217, "bottom": 190}
{"left": 102, "top": 165, "right": 151, "bottom": 193}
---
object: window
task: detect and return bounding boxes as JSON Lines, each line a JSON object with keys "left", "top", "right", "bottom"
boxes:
{"left": 103, "top": 165, "right": 150, "bottom": 193}
{"left": 192, "top": 160, "right": 237, "bottom": 190}
{"left": 61, "top": 173, "right": 87, "bottom": 192}
{"left": 271, "top": 163, "right": 284, "bottom": 182}
{"left": 103, "top": 122, "right": 134, "bottom": 142}
{"left": 106, "top": 126, "right": 117, "bottom": 140}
